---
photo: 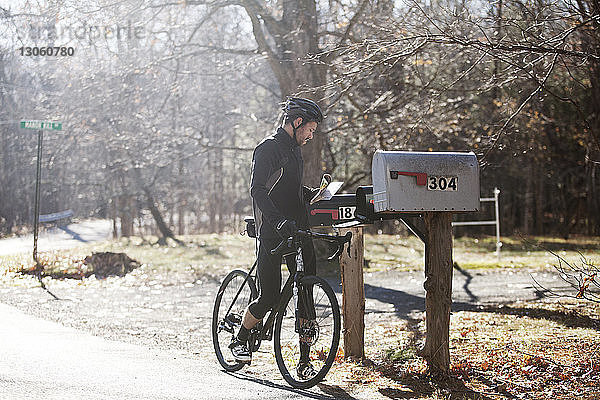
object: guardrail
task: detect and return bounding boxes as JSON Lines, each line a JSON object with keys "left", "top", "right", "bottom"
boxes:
{"left": 38, "top": 209, "right": 74, "bottom": 223}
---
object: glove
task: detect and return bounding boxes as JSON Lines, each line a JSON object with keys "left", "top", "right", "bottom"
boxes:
{"left": 275, "top": 219, "right": 298, "bottom": 238}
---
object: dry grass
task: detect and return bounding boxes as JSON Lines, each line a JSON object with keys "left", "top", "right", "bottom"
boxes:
{"left": 365, "top": 234, "right": 600, "bottom": 272}
{"left": 2, "top": 233, "right": 598, "bottom": 279}
{"left": 0, "top": 234, "right": 256, "bottom": 281}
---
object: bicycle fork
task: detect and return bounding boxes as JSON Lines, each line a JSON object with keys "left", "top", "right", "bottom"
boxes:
{"left": 293, "top": 247, "right": 316, "bottom": 337}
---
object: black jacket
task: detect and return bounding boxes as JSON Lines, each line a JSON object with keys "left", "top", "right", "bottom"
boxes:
{"left": 250, "top": 128, "right": 316, "bottom": 239}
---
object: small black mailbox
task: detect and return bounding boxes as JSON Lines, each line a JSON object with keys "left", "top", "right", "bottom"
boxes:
{"left": 308, "top": 194, "right": 357, "bottom": 227}
{"left": 308, "top": 186, "right": 413, "bottom": 227}
{"left": 355, "top": 186, "right": 375, "bottom": 223}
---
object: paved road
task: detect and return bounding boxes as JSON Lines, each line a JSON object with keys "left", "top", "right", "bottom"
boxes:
{"left": 0, "top": 302, "right": 333, "bottom": 400}
{"left": 0, "top": 219, "right": 112, "bottom": 256}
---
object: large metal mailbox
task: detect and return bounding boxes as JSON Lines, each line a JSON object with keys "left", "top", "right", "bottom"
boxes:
{"left": 372, "top": 150, "right": 480, "bottom": 212}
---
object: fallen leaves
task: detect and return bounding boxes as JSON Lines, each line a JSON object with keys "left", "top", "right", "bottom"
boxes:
{"left": 445, "top": 302, "right": 600, "bottom": 399}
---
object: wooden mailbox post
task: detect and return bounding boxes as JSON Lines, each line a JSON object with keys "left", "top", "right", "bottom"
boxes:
{"left": 338, "top": 226, "right": 365, "bottom": 359}
{"left": 405, "top": 213, "right": 454, "bottom": 373}
{"left": 422, "top": 212, "right": 454, "bottom": 372}
{"left": 337, "top": 214, "right": 454, "bottom": 372}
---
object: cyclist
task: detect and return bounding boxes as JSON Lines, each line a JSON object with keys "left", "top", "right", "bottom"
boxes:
{"left": 230, "top": 97, "right": 324, "bottom": 380}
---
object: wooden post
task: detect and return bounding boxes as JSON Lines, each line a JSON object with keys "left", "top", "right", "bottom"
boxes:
{"left": 421, "top": 212, "right": 454, "bottom": 373}
{"left": 339, "top": 226, "right": 365, "bottom": 359}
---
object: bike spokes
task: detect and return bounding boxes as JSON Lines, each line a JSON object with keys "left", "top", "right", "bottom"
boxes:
{"left": 274, "top": 276, "right": 341, "bottom": 388}
{"left": 212, "top": 270, "right": 257, "bottom": 371}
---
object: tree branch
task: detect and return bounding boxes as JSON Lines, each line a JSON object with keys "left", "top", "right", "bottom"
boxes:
{"left": 243, "top": 72, "right": 279, "bottom": 99}
{"left": 339, "top": 0, "right": 370, "bottom": 47}
{"left": 240, "top": 0, "right": 286, "bottom": 88}
{"left": 186, "top": 1, "right": 241, "bottom": 43}
{"left": 243, "top": 0, "right": 286, "bottom": 38}
{"left": 483, "top": 53, "right": 560, "bottom": 161}
{"left": 176, "top": 43, "right": 258, "bottom": 55}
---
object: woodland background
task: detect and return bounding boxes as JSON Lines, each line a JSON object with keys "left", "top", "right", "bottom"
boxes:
{"left": 0, "top": 0, "right": 598, "bottom": 239}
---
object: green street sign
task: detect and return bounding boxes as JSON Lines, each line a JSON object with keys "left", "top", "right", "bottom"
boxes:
{"left": 20, "top": 120, "right": 62, "bottom": 131}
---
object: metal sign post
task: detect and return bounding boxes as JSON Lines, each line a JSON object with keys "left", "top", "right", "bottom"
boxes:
{"left": 20, "top": 120, "right": 62, "bottom": 265}
{"left": 33, "top": 128, "right": 43, "bottom": 265}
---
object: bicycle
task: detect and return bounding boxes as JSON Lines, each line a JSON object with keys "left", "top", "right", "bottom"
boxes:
{"left": 211, "top": 218, "right": 352, "bottom": 389}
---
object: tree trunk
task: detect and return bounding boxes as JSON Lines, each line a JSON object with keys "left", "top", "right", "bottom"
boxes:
{"left": 143, "top": 187, "right": 181, "bottom": 245}
{"left": 242, "top": 0, "right": 327, "bottom": 186}
{"left": 421, "top": 212, "right": 453, "bottom": 374}
{"left": 216, "top": 148, "right": 224, "bottom": 233}
{"left": 119, "top": 195, "right": 134, "bottom": 237}
{"left": 536, "top": 160, "right": 544, "bottom": 235}
{"left": 581, "top": 0, "right": 600, "bottom": 235}
{"left": 178, "top": 204, "right": 185, "bottom": 235}
{"left": 523, "top": 156, "right": 534, "bottom": 235}
{"left": 587, "top": 62, "right": 600, "bottom": 235}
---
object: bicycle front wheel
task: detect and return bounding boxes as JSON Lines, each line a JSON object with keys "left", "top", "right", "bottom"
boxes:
{"left": 212, "top": 269, "right": 257, "bottom": 371}
{"left": 274, "top": 275, "right": 341, "bottom": 389}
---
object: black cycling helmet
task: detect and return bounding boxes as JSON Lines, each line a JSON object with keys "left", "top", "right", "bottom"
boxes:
{"left": 283, "top": 97, "right": 324, "bottom": 125}
{"left": 283, "top": 97, "right": 324, "bottom": 144}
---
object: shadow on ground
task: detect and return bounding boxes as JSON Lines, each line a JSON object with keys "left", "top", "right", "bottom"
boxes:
{"left": 225, "top": 371, "right": 355, "bottom": 399}
{"left": 478, "top": 304, "right": 600, "bottom": 330}
{"left": 376, "top": 372, "right": 492, "bottom": 400}
{"left": 360, "top": 282, "right": 600, "bottom": 331}
{"left": 57, "top": 225, "right": 87, "bottom": 242}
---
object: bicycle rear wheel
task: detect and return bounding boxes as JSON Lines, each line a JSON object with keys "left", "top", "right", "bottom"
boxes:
{"left": 274, "top": 275, "right": 341, "bottom": 389}
{"left": 212, "top": 269, "right": 257, "bottom": 371}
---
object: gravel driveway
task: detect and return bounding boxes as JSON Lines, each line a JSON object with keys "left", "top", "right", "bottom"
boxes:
{"left": 0, "top": 262, "right": 573, "bottom": 363}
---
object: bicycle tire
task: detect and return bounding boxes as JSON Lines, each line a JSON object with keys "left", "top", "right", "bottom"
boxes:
{"left": 273, "top": 275, "right": 341, "bottom": 389}
{"left": 212, "top": 269, "right": 257, "bottom": 371}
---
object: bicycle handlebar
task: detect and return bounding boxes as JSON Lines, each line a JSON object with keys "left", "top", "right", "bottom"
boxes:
{"left": 270, "top": 230, "right": 352, "bottom": 261}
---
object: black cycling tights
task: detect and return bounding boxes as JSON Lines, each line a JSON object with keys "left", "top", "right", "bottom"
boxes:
{"left": 248, "top": 236, "right": 317, "bottom": 321}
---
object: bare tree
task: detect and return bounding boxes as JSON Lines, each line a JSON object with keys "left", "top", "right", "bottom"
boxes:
{"left": 1, "top": 0, "right": 598, "bottom": 238}
{"left": 322, "top": 0, "right": 600, "bottom": 236}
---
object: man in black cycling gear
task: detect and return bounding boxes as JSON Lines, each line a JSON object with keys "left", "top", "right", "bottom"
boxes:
{"left": 229, "top": 97, "right": 323, "bottom": 379}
